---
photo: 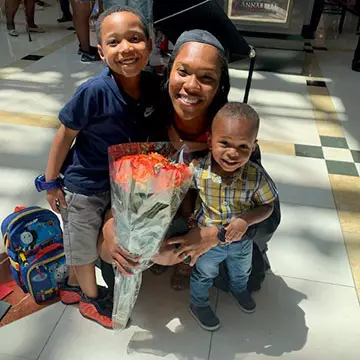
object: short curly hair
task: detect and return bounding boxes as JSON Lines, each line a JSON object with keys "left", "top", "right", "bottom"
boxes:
{"left": 215, "top": 102, "right": 260, "bottom": 136}
{"left": 96, "top": 5, "right": 150, "bottom": 45}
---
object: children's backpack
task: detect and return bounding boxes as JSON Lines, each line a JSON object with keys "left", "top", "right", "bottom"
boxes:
{"left": 1, "top": 206, "right": 65, "bottom": 303}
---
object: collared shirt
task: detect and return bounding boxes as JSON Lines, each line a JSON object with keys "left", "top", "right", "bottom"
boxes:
{"left": 190, "top": 152, "right": 278, "bottom": 227}
{"left": 59, "top": 67, "right": 164, "bottom": 195}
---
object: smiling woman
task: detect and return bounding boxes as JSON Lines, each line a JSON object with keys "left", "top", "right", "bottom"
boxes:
{"left": 99, "top": 29, "right": 280, "bottom": 299}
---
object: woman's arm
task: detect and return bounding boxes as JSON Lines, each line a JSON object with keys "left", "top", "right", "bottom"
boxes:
{"left": 99, "top": 210, "right": 203, "bottom": 269}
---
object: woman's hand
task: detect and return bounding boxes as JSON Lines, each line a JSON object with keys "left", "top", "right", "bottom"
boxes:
{"left": 99, "top": 211, "right": 141, "bottom": 276}
{"left": 108, "top": 242, "right": 140, "bottom": 276}
{"left": 167, "top": 226, "right": 219, "bottom": 266}
{"left": 152, "top": 241, "right": 183, "bottom": 266}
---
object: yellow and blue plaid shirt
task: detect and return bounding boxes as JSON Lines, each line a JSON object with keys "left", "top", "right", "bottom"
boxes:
{"left": 190, "top": 153, "right": 278, "bottom": 227}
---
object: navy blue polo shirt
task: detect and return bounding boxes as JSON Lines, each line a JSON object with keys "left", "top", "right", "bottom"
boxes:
{"left": 60, "top": 67, "right": 165, "bottom": 195}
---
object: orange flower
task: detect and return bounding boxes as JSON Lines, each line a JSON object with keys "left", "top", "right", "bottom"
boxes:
{"left": 112, "top": 153, "right": 192, "bottom": 192}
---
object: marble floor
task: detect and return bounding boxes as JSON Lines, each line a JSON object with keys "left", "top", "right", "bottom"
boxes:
{"left": 0, "top": 3, "right": 360, "bottom": 360}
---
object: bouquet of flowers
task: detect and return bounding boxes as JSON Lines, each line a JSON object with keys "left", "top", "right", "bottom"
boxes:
{"left": 108, "top": 142, "right": 192, "bottom": 330}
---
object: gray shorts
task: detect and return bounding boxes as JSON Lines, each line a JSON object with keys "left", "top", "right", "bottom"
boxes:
{"left": 60, "top": 190, "right": 110, "bottom": 265}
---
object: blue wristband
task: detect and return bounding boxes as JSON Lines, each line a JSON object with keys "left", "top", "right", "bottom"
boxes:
{"left": 35, "top": 174, "right": 62, "bottom": 192}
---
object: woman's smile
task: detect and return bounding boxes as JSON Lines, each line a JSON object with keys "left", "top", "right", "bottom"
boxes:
{"left": 177, "top": 93, "right": 202, "bottom": 106}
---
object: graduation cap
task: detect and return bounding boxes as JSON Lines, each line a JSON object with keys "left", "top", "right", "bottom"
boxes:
{"left": 153, "top": 0, "right": 256, "bottom": 103}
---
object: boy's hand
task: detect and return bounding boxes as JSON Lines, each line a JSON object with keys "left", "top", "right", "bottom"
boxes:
{"left": 46, "top": 188, "right": 66, "bottom": 214}
{"left": 225, "top": 218, "right": 249, "bottom": 242}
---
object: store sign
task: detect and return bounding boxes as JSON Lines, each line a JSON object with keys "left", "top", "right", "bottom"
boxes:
{"left": 228, "top": 0, "right": 292, "bottom": 23}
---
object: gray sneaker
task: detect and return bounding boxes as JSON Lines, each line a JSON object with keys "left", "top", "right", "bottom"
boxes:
{"left": 189, "top": 304, "right": 220, "bottom": 331}
{"left": 231, "top": 290, "right": 256, "bottom": 313}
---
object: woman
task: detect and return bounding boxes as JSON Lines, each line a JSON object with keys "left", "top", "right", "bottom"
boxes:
{"left": 99, "top": 29, "right": 280, "bottom": 292}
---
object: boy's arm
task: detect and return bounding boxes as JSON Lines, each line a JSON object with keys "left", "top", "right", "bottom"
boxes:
{"left": 225, "top": 203, "right": 274, "bottom": 242}
{"left": 225, "top": 165, "right": 277, "bottom": 242}
{"left": 240, "top": 202, "right": 274, "bottom": 226}
{"left": 45, "top": 124, "right": 78, "bottom": 213}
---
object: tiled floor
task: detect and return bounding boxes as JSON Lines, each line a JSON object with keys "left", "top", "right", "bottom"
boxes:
{"left": 0, "top": 2, "right": 360, "bottom": 360}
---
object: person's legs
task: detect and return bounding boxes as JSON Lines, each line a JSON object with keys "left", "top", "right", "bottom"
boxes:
{"left": 74, "top": 263, "right": 98, "bottom": 297}
{"left": 226, "top": 239, "right": 253, "bottom": 295}
{"left": 226, "top": 238, "right": 256, "bottom": 313}
{"left": 190, "top": 246, "right": 226, "bottom": 307}
{"left": 61, "top": 191, "right": 113, "bottom": 327}
{"left": 24, "top": 0, "right": 36, "bottom": 27}
{"left": 190, "top": 245, "right": 226, "bottom": 331}
{"left": 5, "top": 0, "right": 21, "bottom": 30}
{"left": 58, "top": 0, "right": 72, "bottom": 22}
{"left": 71, "top": 0, "right": 94, "bottom": 53}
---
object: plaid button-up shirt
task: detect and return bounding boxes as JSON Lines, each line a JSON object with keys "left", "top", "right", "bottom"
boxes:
{"left": 190, "top": 153, "right": 278, "bottom": 227}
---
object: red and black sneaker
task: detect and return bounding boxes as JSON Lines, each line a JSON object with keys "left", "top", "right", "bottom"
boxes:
{"left": 79, "top": 291, "right": 114, "bottom": 329}
{"left": 59, "top": 282, "right": 82, "bottom": 305}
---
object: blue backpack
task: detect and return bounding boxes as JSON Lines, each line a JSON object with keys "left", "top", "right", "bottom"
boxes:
{"left": 1, "top": 206, "right": 65, "bottom": 303}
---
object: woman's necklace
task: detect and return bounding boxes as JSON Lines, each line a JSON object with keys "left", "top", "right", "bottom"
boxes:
{"left": 168, "top": 125, "right": 208, "bottom": 152}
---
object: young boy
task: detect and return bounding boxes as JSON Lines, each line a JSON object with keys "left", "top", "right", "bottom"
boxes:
{"left": 189, "top": 102, "right": 278, "bottom": 331}
{"left": 38, "top": 6, "right": 161, "bottom": 328}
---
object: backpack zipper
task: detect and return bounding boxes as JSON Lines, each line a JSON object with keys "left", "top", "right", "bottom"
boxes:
{"left": 26, "top": 253, "right": 64, "bottom": 299}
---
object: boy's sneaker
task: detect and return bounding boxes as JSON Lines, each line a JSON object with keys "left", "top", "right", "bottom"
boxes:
{"left": 59, "top": 282, "right": 82, "bottom": 305}
{"left": 60, "top": 283, "right": 108, "bottom": 305}
{"left": 80, "top": 51, "right": 101, "bottom": 63}
{"left": 79, "top": 291, "right": 114, "bottom": 329}
{"left": 189, "top": 304, "right": 220, "bottom": 331}
{"left": 231, "top": 290, "right": 256, "bottom": 314}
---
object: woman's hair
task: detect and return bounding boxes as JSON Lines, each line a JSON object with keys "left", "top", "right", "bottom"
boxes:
{"left": 96, "top": 5, "right": 150, "bottom": 45}
{"left": 163, "top": 30, "right": 230, "bottom": 123}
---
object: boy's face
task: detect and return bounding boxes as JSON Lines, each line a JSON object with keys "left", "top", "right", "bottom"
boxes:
{"left": 97, "top": 12, "right": 152, "bottom": 78}
{"left": 209, "top": 114, "right": 257, "bottom": 175}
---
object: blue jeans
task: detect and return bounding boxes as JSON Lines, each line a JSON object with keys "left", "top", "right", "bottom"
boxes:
{"left": 190, "top": 237, "right": 253, "bottom": 307}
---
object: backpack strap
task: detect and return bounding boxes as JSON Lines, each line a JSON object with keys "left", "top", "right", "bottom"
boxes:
{"left": 9, "top": 257, "right": 20, "bottom": 271}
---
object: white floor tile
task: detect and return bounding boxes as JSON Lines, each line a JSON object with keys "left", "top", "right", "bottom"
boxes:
{"left": 0, "top": 303, "right": 65, "bottom": 360}
{"left": 230, "top": 71, "right": 321, "bottom": 146}
{"left": 261, "top": 153, "right": 335, "bottom": 209}
{"left": 317, "top": 50, "right": 360, "bottom": 151}
{"left": 323, "top": 147, "right": 354, "bottom": 162}
{"left": 38, "top": 271, "right": 212, "bottom": 360}
{"left": 0, "top": 355, "right": 33, "bottom": 360}
{"left": 210, "top": 275, "right": 360, "bottom": 360}
{"left": 267, "top": 202, "right": 354, "bottom": 286}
